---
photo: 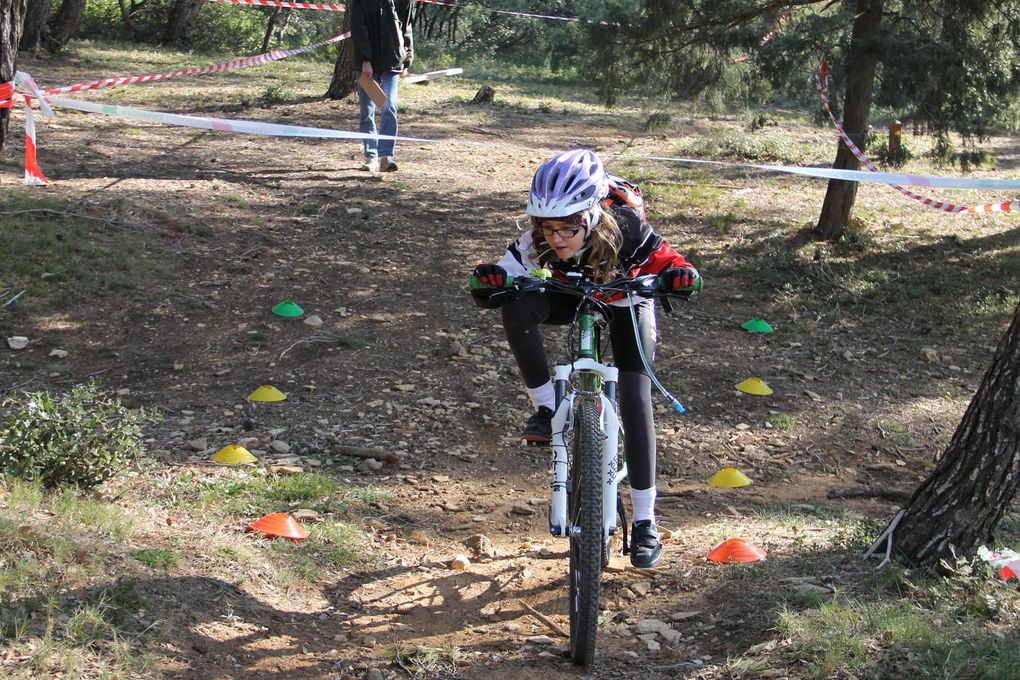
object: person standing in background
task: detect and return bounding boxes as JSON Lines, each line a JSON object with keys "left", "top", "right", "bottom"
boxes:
{"left": 351, "top": 0, "right": 413, "bottom": 173}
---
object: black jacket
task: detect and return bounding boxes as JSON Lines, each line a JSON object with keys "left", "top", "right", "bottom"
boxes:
{"left": 351, "top": 0, "right": 414, "bottom": 73}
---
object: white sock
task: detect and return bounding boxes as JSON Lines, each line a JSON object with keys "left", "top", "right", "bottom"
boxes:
{"left": 630, "top": 486, "right": 656, "bottom": 524}
{"left": 526, "top": 381, "right": 555, "bottom": 411}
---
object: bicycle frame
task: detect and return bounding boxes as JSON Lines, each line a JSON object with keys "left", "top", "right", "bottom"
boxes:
{"left": 548, "top": 298, "right": 627, "bottom": 542}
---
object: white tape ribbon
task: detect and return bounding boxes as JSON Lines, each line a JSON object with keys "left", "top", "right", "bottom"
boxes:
{"left": 641, "top": 155, "right": 1020, "bottom": 191}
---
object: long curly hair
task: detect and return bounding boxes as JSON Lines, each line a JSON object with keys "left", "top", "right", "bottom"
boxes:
{"left": 532, "top": 207, "right": 623, "bottom": 283}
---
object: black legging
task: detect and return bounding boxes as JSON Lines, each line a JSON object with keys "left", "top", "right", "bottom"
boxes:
{"left": 501, "top": 293, "right": 657, "bottom": 490}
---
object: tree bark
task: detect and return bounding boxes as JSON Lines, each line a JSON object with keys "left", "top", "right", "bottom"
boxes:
{"left": 19, "top": 0, "right": 51, "bottom": 52}
{"left": 886, "top": 300, "right": 1020, "bottom": 573}
{"left": 325, "top": 8, "right": 354, "bottom": 100}
{"left": 1, "top": 0, "right": 26, "bottom": 154}
{"left": 815, "top": 0, "right": 883, "bottom": 241}
{"left": 43, "top": 0, "right": 85, "bottom": 52}
{"left": 260, "top": 7, "right": 291, "bottom": 53}
{"left": 164, "top": 0, "right": 205, "bottom": 45}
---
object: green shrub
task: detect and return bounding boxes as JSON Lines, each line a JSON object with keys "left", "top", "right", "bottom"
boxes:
{"left": 0, "top": 383, "right": 158, "bottom": 489}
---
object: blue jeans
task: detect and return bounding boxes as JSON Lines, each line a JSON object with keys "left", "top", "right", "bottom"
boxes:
{"left": 357, "top": 71, "right": 400, "bottom": 159}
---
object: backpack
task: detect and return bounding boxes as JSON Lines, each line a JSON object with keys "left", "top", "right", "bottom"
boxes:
{"left": 603, "top": 175, "right": 646, "bottom": 220}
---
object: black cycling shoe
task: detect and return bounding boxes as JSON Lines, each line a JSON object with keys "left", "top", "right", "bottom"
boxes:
{"left": 630, "top": 520, "right": 663, "bottom": 568}
{"left": 521, "top": 406, "right": 554, "bottom": 445}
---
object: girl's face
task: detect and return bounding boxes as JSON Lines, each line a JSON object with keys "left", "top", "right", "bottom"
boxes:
{"left": 535, "top": 214, "right": 587, "bottom": 260}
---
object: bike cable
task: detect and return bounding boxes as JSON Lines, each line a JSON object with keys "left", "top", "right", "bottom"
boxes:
{"left": 626, "top": 292, "right": 686, "bottom": 414}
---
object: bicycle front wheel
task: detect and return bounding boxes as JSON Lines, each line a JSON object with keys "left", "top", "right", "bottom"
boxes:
{"left": 568, "top": 396, "right": 604, "bottom": 666}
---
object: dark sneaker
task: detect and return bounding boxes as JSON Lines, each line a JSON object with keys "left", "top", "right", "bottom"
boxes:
{"left": 630, "top": 520, "right": 662, "bottom": 568}
{"left": 521, "top": 406, "right": 554, "bottom": 445}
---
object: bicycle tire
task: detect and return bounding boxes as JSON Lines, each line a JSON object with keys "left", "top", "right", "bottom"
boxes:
{"left": 568, "top": 396, "right": 604, "bottom": 666}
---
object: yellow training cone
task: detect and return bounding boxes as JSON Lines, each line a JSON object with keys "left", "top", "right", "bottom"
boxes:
{"left": 212, "top": 445, "right": 257, "bottom": 465}
{"left": 708, "top": 467, "right": 753, "bottom": 488}
{"left": 736, "top": 377, "right": 773, "bottom": 396}
{"left": 248, "top": 385, "right": 286, "bottom": 402}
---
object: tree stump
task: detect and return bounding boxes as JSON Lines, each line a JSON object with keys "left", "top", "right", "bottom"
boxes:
{"left": 470, "top": 85, "right": 495, "bottom": 104}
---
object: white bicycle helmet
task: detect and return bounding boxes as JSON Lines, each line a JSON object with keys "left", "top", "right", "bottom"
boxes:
{"left": 526, "top": 149, "right": 609, "bottom": 219}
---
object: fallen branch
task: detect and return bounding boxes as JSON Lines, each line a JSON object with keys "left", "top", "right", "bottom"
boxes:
{"left": 521, "top": 601, "right": 568, "bottom": 638}
{"left": 1, "top": 290, "right": 26, "bottom": 307}
{"left": 827, "top": 486, "right": 912, "bottom": 503}
{"left": 332, "top": 444, "right": 400, "bottom": 464}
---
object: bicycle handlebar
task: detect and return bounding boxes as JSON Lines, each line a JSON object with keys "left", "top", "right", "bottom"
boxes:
{"left": 499, "top": 272, "right": 697, "bottom": 302}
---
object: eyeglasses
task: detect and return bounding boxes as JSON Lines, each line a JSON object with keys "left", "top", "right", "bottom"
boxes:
{"left": 533, "top": 213, "right": 586, "bottom": 239}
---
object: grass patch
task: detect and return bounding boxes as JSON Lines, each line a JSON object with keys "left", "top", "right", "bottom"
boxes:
{"left": 766, "top": 413, "right": 797, "bottom": 431}
{"left": 131, "top": 548, "right": 180, "bottom": 570}
{"left": 393, "top": 643, "right": 460, "bottom": 679}
{"left": 52, "top": 490, "right": 135, "bottom": 542}
{"left": 173, "top": 471, "right": 389, "bottom": 518}
{"left": 0, "top": 191, "right": 166, "bottom": 310}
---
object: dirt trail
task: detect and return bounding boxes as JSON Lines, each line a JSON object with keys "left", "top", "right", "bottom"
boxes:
{"left": 4, "top": 54, "right": 1006, "bottom": 678}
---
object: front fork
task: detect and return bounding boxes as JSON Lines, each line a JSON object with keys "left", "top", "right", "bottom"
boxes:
{"left": 548, "top": 359, "right": 623, "bottom": 541}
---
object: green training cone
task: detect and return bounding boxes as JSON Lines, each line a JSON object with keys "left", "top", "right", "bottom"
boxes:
{"left": 741, "top": 318, "right": 774, "bottom": 334}
{"left": 272, "top": 300, "right": 304, "bottom": 317}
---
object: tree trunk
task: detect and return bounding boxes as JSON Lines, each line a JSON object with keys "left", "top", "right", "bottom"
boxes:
{"left": 259, "top": 7, "right": 291, "bottom": 52}
{"left": 885, "top": 300, "right": 1020, "bottom": 573}
{"left": 815, "top": 0, "right": 883, "bottom": 241}
{"left": 325, "top": 8, "right": 354, "bottom": 100}
{"left": 43, "top": 0, "right": 85, "bottom": 52}
{"left": 164, "top": 0, "right": 205, "bottom": 45}
{"left": 1, "top": 0, "right": 26, "bottom": 154}
{"left": 19, "top": 0, "right": 51, "bottom": 52}
{"left": 117, "top": 0, "right": 149, "bottom": 40}
{"left": 260, "top": 7, "right": 285, "bottom": 53}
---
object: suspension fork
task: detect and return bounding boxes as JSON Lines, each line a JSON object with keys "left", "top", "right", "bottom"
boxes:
{"left": 548, "top": 358, "right": 621, "bottom": 538}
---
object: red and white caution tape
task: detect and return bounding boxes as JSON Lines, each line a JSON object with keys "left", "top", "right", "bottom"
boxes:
{"left": 6, "top": 33, "right": 349, "bottom": 184}
{"left": 22, "top": 98, "right": 48, "bottom": 185}
{"left": 640, "top": 155, "right": 1020, "bottom": 191}
{"left": 44, "top": 32, "right": 348, "bottom": 96}
{"left": 402, "top": 67, "right": 463, "bottom": 84}
{"left": 13, "top": 72, "right": 53, "bottom": 184}
{"left": 207, "top": 0, "right": 344, "bottom": 10}
{"left": 815, "top": 62, "right": 1020, "bottom": 214}
{"left": 0, "top": 80, "right": 14, "bottom": 108}
{"left": 417, "top": 0, "right": 620, "bottom": 26}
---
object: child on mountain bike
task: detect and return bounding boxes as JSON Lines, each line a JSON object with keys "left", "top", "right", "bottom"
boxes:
{"left": 468, "top": 148, "right": 701, "bottom": 568}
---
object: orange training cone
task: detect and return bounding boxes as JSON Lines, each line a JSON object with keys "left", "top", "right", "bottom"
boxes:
{"left": 707, "top": 538, "right": 767, "bottom": 563}
{"left": 248, "top": 513, "right": 308, "bottom": 540}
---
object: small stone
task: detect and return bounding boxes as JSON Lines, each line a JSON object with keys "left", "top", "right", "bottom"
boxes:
{"left": 356, "top": 458, "right": 383, "bottom": 472}
{"left": 49, "top": 349, "right": 68, "bottom": 358}
{"left": 366, "top": 669, "right": 383, "bottom": 680}
{"left": 270, "top": 440, "right": 291, "bottom": 454}
{"left": 636, "top": 619, "right": 670, "bottom": 635}
{"left": 6, "top": 336, "right": 28, "bottom": 350}
{"left": 395, "top": 384, "right": 414, "bottom": 392}
{"left": 510, "top": 503, "right": 536, "bottom": 516}
{"left": 292, "top": 509, "right": 320, "bottom": 522}
{"left": 188, "top": 438, "right": 207, "bottom": 452}
{"left": 269, "top": 465, "right": 304, "bottom": 476}
{"left": 450, "top": 554, "right": 471, "bottom": 571}
{"left": 631, "top": 581, "right": 651, "bottom": 597}
{"left": 526, "top": 635, "right": 554, "bottom": 645}
{"left": 346, "top": 207, "right": 363, "bottom": 215}
{"left": 463, "top": 534, "right": 496, "bottom": 559}
{"left": 116, "top": 388, "right": 131, "bottom": 396}
{"left": 921, "top": 347, "right": 940, "bottom": 363}
{"left": 303, "top": 315, "right": 323, "bottom": 327}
